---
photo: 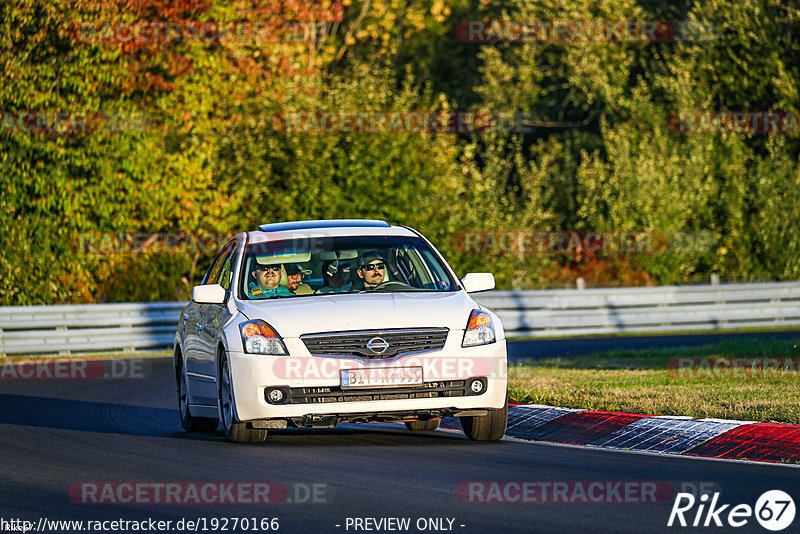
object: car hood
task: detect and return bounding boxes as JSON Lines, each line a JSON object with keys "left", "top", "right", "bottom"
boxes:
{"left": 235, "top": 291, "right": 477, "bottom": 338}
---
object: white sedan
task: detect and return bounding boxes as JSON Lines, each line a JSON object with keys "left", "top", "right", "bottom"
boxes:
{"left": 174, "top": 219, "right": 507, "bottom": 442}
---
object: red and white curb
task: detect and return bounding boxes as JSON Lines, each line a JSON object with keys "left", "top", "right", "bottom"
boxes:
{"left": 446, "top": 404, "right": 800, "bottom": 463}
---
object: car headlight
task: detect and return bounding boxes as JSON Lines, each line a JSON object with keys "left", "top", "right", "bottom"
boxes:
{"left": 239, "top": 320, "right": 288, "bottom": 355}
{"left": 462, "top": 310, "right": 496, "bottom": 347}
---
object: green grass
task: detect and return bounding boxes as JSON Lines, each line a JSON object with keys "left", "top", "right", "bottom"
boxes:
{"left": 508, "top": 337, "right": 800, "bottom": 424}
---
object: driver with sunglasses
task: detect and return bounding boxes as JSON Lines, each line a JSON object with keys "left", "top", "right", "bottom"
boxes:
{"left": 248, "top": 262, "right": 294, "bottom": 298}
{"left": 356, "top": 252, "right": 388, "bottom": 290}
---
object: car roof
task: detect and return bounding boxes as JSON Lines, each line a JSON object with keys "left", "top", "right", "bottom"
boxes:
{"left": 257, "top": 219, "right": 391, "bottom": 232}
{"left": 248, "top": 219, "right": 418, "bottom": 243}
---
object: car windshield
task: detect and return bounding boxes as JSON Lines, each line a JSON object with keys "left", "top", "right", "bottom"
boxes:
{"left": 240, "top": 235, "right": 457, "bottom": 299}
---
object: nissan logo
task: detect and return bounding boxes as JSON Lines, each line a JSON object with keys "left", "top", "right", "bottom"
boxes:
{"left": 366, "top": 337, "right": 390, "bottom": 354}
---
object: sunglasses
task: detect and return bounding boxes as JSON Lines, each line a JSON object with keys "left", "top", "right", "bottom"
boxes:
{"left": 256, "top": 265, "right": 282, "bottom": 272}
{"left": 360, "top": 262, "right": 385, "bottom": 271}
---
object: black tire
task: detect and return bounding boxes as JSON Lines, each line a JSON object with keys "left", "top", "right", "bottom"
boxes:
{"left": 177, "top": 364, "right": 218, "bottom": 432}
{"left": 219, "top": 352, "right": 267, "bottom": 443}
{"left": 405, "top": 419, "right": 441, "bottom": 431}
{"left": 460, "top": 397, "right": 508, "bottom": 441}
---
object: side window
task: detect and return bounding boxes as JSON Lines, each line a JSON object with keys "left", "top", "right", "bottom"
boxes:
{"left": 203, "top": 242, "right": 235, "bottom": 285}
{"left": 216, "top": 249, "right": 236, "bottom": 290}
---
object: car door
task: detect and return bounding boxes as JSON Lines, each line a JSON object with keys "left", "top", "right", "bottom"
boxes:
{"left": 180, "top": 301, "right": 200, "bottom": 378}
{"left": 185, "top": 243, "right": 233, "bottom": 406}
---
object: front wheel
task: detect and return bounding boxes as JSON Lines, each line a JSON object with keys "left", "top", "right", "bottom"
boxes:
{"left": 219, "top": 352, "right": 267, "bottom": 443}
{"left": 178, "top": 365, "right": 218, "bottom": 432}
{"left": 460, "top": 397, "right": 507, "bottom": 441}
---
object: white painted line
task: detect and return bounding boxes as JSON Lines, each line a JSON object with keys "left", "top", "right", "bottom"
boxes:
{"left": 697, "top": 418, "right": 758, "bottom": 424}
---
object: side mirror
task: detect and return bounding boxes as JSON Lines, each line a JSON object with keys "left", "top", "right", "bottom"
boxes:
{"left": 192, "top": 284, "right": 227, "bottom": 304}
{"left": 461, "top": 273, "right": 495, "bottom": 293}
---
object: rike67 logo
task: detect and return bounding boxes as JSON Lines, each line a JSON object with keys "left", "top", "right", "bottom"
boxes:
{"left": 668, "top": 490, "right": 796, "bottom": 531}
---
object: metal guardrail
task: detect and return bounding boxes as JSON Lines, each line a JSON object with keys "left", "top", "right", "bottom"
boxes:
{"left": 475, "top": 281, "right": 800, "bottom": 337}
{"left": 1, "top": 282, "right": 799, "bottom": 355}
{"left": 0, "top": 302, "right": 184, "bottom": 356}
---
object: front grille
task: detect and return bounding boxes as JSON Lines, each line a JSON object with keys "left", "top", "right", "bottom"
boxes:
{"left": 286, "top": 380, "right": 468, "bottom": 404}
{"left": 301, "top": 328, "right": 449, "bottom": 359}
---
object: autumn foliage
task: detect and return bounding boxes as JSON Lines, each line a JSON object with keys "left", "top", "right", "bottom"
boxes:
{"left": 1, "top": 0, "right": 799, "bottom": 304}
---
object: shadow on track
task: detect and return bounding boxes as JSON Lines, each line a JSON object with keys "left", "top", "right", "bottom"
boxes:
{"left": 0, "top": 393, "right": 469, "bottom": 445}
{"left": 0, "top": 393, "right": 190, "bottom": 438}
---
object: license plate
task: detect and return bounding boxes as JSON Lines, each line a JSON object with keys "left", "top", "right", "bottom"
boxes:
{"left": 340, "top": 367, "right": 423, "bottom": 388}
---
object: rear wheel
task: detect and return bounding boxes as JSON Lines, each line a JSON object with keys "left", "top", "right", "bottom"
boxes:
{"left": 460, "top": 397, "right": 508, "bottom": 441}
{"left": 177, "top": 365, "right": 218, "bottom": 432}
{"left": 405, "top": 419, "right": 441, "bottom": 431}
{"left": 219, "top": 352, "right": 267, "bottom": 443}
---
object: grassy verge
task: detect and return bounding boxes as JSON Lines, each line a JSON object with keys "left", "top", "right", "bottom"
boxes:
{"left": 508, "top": 337, "right": 800, "bottom": 424}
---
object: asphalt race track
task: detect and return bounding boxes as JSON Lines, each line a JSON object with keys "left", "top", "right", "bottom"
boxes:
{"left": 1, "top": 355, "right": 798, "bottom": 534}
{"left": 507, "top": 329, "right": 800, "bottom": 360}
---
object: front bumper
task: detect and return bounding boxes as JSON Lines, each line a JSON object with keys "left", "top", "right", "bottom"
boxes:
{"left": 228, "top": 337, "right": 507, "bottom": 424}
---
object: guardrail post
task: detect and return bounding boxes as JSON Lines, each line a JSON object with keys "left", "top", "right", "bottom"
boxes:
{"left": 56, "top": 325, "right": 70, "bottom": 356}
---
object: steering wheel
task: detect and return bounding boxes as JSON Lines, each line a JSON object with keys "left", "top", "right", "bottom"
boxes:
{"left": 372, "top": 280, "right": 412, "bottom": 291}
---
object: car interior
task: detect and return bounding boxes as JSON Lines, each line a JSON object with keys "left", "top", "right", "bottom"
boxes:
{"left": 241, "top": 244, "right": 446, "bottom": 298}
